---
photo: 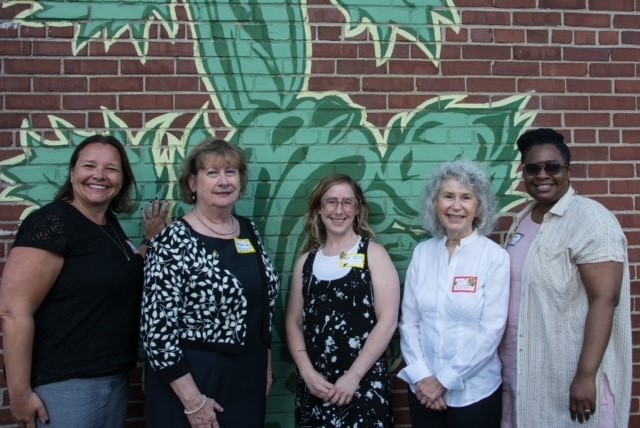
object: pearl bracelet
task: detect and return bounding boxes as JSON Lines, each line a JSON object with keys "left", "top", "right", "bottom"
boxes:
{"left": 184, "top": 394, "right": 207, "bottom": 415}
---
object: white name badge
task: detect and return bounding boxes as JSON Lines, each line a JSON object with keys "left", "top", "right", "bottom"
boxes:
{"left": 509, "top": 232, "right": 524, "bottom": 247}
{"left": 234, "top": 238, "right": 256, "bottom": 254}
{"left": 339, "top": 253, "right": 365, "bottom": 269}
{"left": 452, "top": 276, "right": 478, "bottom": 293}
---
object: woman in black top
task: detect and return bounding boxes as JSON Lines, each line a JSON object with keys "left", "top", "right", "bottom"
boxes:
{"left": 0, "top": 135, "right": 165, "bottom": 427}
{"left": 141, "top": 138, "right": 280, "bottom": 428}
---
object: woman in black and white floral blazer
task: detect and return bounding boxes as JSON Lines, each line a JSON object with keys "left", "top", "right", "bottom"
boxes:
{"left": 141, "top": 138, "right": 279, "bottom": 428}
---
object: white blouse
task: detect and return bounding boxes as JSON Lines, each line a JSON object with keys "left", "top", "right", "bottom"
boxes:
{"left": 397, "top": 230, "right": 510, "bottom": 407}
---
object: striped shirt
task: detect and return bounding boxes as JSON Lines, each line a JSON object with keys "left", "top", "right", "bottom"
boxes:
{"left": 506, "top": 187, "right": 631, "bottom": 428}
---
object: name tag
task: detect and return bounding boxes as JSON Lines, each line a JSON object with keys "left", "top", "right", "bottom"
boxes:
{"left": 452, "top": 276, "right": 478, "bottom": 293}
{"left": 509, "top": 232, "right": 524, "bottom": 247}
{"left": 339, "top": 253, "right": 365, "bottom": 269}
{"left": 234, "top": 238, "right": 256, "bottom": 254}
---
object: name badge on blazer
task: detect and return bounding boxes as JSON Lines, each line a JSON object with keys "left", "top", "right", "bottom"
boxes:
{"left": 234, "top": 238, "right": 256, "bottom": 254}
{"left": 452, "top": 276, "right": 478, "bottom": 293}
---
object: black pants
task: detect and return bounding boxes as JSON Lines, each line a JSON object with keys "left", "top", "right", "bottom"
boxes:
{"left": 407, "top": 384, "right": 502, "bottom": 428}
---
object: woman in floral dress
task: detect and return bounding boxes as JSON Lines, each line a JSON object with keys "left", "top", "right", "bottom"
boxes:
{"left": 286, "top": 173, "right": 400, "bottom": 427}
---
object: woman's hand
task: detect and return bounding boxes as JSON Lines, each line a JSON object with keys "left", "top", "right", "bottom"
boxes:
{"left": 301, "top": 369, "right": 334, "bottom": 401}
{"left": 185, "top": 397, "right": 224, "bottom": 428}
{"left": 327, "top": 371, "right": 361, "bottom": 406}
{"left": 10, "top": 390, "right": 49, "bottom": 428}
{"left": 415, "top": 376, "right": 446, "bottom": 408}
{"left": 142, "top": 199, "right": 170, "bottom": 239}
{"left": 569, "top": 372, "right": 596, "bottom": 423}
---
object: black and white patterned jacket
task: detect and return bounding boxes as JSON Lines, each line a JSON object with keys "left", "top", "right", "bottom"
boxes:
{"left": 141, "top": 216, "right": 280, "bottom": 382}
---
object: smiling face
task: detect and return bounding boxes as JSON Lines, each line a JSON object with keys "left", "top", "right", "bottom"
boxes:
{"left": 189, "top": 155, "right": 241, "bottom": 212}
{"left": 69, "top": 143, "right": 123, "bottom": 213}
{"left": 319, "top": 182, "right": 359, "bottom": 237}
{"left": 436, "top": 178, "right": 478, "bottom": 240}
{"left": 522, "top": 144, "right": 571, "bottom": 212}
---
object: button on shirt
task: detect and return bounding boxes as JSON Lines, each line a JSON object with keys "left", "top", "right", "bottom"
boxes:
{"left": 398, "top": 230, "right": 510, "bottom": 407}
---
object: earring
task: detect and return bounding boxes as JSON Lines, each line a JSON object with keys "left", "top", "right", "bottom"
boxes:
{"left": 191, "top": 193, "right": 196, "bottom": 201}
{"left": 354, "top": 215, "right": 360, "bottom": 232}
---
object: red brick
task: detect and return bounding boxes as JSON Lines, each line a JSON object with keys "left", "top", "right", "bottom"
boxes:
{"left": 539, "top": 0, "right": 586, "bottom": 8}
{"left": 339, "top": 59, "right": 385, "bottom": 75}
{"left": 612, "top": 14, "right": 640, "bottom": 29}
{"left": 90, "top": 77, "right": 144, "bottom": 93}
{"left": 34, "top": 77, "right": 88, "bottom": 92}
{"left": 564, "top": 113, "right": 611, "bottom": 127}
{"left": 613, "top": 113, "right": 640, "bottom": 127}
{"left": 494, "top": 29, "right": 526, "bottom": 43}
{"left": 563, "top": 47, "right": 611, "bottom": 61}
{"left": 5, "top": 58, "right": 61, "bottom": 74}
{"left": 64, "top": 59, "right": 118, "bottom": 75}
{"left": 575, "top": 30, "right": 597, "bottom": 45}
{"left": 416, "top": 77, "right": 466, "bottom": 92}
{"left": 552, "top": 29, "right": 574, "bottom": 44}
{"left": 589, "top": 63, "right": 635, "bottom": 77}
{"left": 362, "top": 77, "right": 413, "bottom": 92}
{"left": 589, "top": 96, "right": 636, "bottom": 110}
{"left": 513, "top": 11, "right": 562, "bottom": 26}
{"left": 566, "top": 79, "right": 611, "bottom": 93}
{"left": 462, "top": 11, "right": 511, "bottom": 26}
{"left": 493, "top": 61, "right": 539, "bottom": 76}
{"left": 565, "top": 13, "right": 611, "bottom": 28}
{"left": 62, "top": 94, "right": 117, "bottom": 110}
{"left": 598, "top": 31, "right": 620, "bottom": 45}
{"left": 527, "top": 29, "right": 549, "bottom": 43}
{"left": 119, "top": 95, "right": 173, "bottom": 110}
{"left": 0, "top": 40, "right": 32, "bottom": 56}
{"left": 33, "top": 41, "right": 76, "bottom": 57}
{"left": 0, "top": 77, "right": 31, "bottom": 92}
{"left": 611, "top": 146, "right": 640, "bottom": 160}
{"left": 462, "top": 45, "right": 511, "bottom": 60}
{"left": 610, "top": 47, "right": 640, "bottom": 61}
{"left": 621, "top": 31, "right": 640, "bottom": 45}
{"left": 471, "top": 28, "right": 494, "bottom": 43}
{"left": 121, "top": 59, "right": 175, "bottom": 75}
{"left": 518, "top": 78, "right": 565, "bottom": 92}
{"left": 441, "top": 61, "right": 491, "bottom": 76}
{"left": 145, "top": 76, "right": 199, "bottom": 92}
{"left": 311, "top": 59, "right": 336, "bottom": 74}
{"left": 5, "top": 95, "right": 61, "bottom": 110}
{"left": 514, "top": 46, "right": 561, "bottom": 61}
{"left": 590, "top": 0, "right": 634, "bottom": 10}
{"left": 541, "top": 95, "right": 589, "bottom": 110}
{"left": 542, "top": 62, "right": 588, "bottom": 76}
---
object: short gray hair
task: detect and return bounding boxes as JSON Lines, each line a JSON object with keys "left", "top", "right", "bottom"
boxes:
{"left": 420, "top": 160, "right": 497, "bottom": 238}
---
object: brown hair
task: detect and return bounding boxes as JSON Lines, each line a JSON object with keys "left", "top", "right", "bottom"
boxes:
{"left": 302, "top": 173, "right": 375, "bottom": 253}
{"left": 178, "top": 138, "right": 249, "bottom": 203}
{"left": 54, "top": 134, "right": 136, "bottom": 214}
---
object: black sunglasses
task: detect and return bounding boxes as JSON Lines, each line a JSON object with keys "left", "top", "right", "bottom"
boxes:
{"left": 522, "top": 160, "right": 570, "bottom": 176}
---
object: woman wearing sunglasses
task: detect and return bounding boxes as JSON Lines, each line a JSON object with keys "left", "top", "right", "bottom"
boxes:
{"left": 500, "top": 128, "right": 631, "bottom": 427}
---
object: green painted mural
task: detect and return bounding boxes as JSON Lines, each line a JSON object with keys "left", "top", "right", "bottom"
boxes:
{"left": 1, "top": 0, "right": 536, "bottom": 426}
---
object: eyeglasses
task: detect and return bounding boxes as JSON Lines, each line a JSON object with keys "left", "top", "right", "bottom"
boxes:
{"left": 321, "top": 197, "right": 358, "bottom": 212}
{"left": 522, "top": 160, "right": 570, "bottom": 176}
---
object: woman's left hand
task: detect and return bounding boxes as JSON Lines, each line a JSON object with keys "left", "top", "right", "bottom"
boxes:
{"left": 416, "top": 376, "right": 446, "bottom": 407}
{"left": 142, "top": 199, "right": 170, "bottom": 240}
{"left": 326, "top": 371, "right": 360, "bottom": 406}
{"left": 569, "top": 372, "right": 596, "bottom": 423}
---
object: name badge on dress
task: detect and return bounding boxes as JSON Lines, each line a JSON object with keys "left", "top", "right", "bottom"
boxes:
{"left": 339, "top": 253, "right": 365, "bottom": 269}
{"left": 234, "top": 238, "right": 256, "bottom": 254}
{"left": 452, "top": 276, "right": 478, "bottom": 293}
{"left": 509, "top": 232, "right": 524, "bottom": 247}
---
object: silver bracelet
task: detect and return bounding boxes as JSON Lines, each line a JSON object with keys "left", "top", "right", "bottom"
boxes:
{"left": 184, "top": 394, "right": 207, "bottom": 415}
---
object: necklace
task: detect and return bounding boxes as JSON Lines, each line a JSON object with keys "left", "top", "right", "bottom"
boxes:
{"left": 193, "top": 207, "right": 236, "bottom": 236}
{"left": 98, "top": 220, "right": 131, "bottom": 261}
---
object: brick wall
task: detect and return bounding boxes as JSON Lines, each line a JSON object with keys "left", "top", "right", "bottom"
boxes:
{"left": 1, "top": 1, "right": 638, "bottom": 427}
